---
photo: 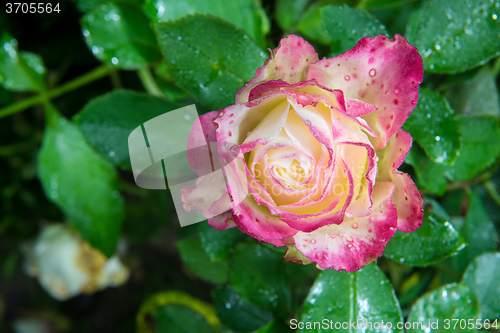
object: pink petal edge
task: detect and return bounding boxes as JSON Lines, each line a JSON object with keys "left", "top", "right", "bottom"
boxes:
{"left": 308, "top": 34, "right": 423, "bottom": 149}
{"left": 377, "top": 129, "right": 424, "bottom": 232}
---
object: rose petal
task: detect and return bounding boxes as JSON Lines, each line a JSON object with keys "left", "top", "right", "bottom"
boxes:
{"left": 293, "top": 182, "right": 398, "bottom": 272}
{"left": 186, "top": 111, "right": 220, "bottom": 177}
{"left": 345, "top": 98, "right": 378, "bottom": 117}
{"left": 208, "top": 211, "right": 237, "bottom": 230}
{"left": 236, "top": 35, "right": 319, "bottom": 103}
{"left": 232, "top": 193, "right": 299, "bottom": 241}
{"left": 181, "top": 169, "right": 228, "bottom": 218}
{"left": 340, "top": 142, "right": 376, "bottom": 218}
{"left": 240, "top": 100, "right": 290, "bottom": 151}
{"left": 377, "top": 129, "right": 424, "bottom": 232}
{"left": 308, "top": 34, "right": 423, "bottom": 149}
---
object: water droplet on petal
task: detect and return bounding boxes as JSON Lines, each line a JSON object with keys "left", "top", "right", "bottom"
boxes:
{"left": 369, "top": 69, "right": 376, "bottom": 77}
{"left": 352, "top": 223, "right": 358, "bottom": 229}
{"left": 344, "top": 75, "right": 350, "bottom": 81}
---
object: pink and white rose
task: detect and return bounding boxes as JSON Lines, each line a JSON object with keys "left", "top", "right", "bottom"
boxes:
{"left": 182, "top": 34, "right": 424, "bottom": 272}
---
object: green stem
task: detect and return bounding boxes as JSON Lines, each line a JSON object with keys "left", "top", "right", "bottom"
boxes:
{"left": 137, "top": 67, "right": 164, "bottom": 98}
{"left": 109, "top": 70, "right": 123, "bottom": 89}
{"left": 484, "top": 180, "right": 500, "bottom": 207}
{"left": 493, "top": 56, "right": 500, "bottom": 78}
{"left": 0, "top": 65, "right": 114, "bottom": 120}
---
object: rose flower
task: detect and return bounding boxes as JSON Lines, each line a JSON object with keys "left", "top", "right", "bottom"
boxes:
{"left": 182, "top": 34, "right": 424, "bottom": 272}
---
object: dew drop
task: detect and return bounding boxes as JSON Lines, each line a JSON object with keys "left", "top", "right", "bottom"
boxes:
{"left": 435, "top": 136, "right": 441, "bottom": 141}
{"left": 310, "top": 239, "right": 316, "bottom": 244}
{"left": 352, "top": 223, "right": 358, "bottom": 229}
{"left": 347, "top": 244, "right": 353, "bottom": 248}
{"left": 369, "top": 69, "right": 376, "bottom": 77}
{"left": 394, "top": 88, "right": 400, "bottom": 95}
{"left": 344, "top": 75, "right": 351, "bottom": 81}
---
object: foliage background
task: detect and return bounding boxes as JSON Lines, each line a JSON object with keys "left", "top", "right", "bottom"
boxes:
{"left": 0, "top": 0, "right": 500, "bottom": 332}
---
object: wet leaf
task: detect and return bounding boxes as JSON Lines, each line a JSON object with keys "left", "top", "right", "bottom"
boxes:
{"left": 154, "top": 14, "right": 267, "bottom": 110}
{"left": 321, "top": 4, "right": 389, "bottom": 56}
{"left": 212, "top": 285, "right": 273, "bottom": 332}
{"left": 411, "top": 0, "right": 500, "bottom": 73}
{"left": 299, "top": 263, "right": 404, "bottom": 333}
{"left": 384, "top": 204, "right": 465, "bottom": 266}
{"left": 0, "top": 33, "right": 45, "bottom": 92}
{"left": 38, "top": 106, "right": 124, "bottom": 257}
{"left": 405, "top": 143, "right": 448, "bottom": 195}
{"left": 176, "top": 236, "right": 229, "bottom": 284}
{"left": 451, "top": 191, "right": 499, "bottom": 272}
{"left": 229, "top": 243, "right": 292, "bottom": 314}
{"left": 462, "top": 252, "right": 500, "bottom": 320}
{"left": 403, "top": 88, "right": 460, "bottom": 165}
{"left": 197, "top": 222, "right": 244, "bottom": 261}
{"left": 81, "top": 1, "right": 160, "bottom": 69}
{"left": 407, "top": 283, "right": 480, "bottom": 333}
{"left": 75, "top": 90, "right": 180, "bottom": 170}
{"left": 447, "top": 116, "right": 500, "bottom": 182}
{"left": 447, "top": 67, "right": 500, "bottom": 118}
{"left": 143, "top": 0, "right": 269, "bottom": 46}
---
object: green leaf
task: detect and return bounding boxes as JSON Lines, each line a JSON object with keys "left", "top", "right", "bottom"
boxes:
{"left": 447, "top": 67, "right": 500, "bottom": 118}
{"left": 229, "top": 243, "right": 292, "bottom": 314}
{"left": 37, "top": 107, "right": 124, "bottom": 257}
{"left": 276, "top": 0, "right": 310, "bottom": 30}
{"left": 212, "top": 285, "right": 273, "bottom": 332}
{"left": 463, "top": 252, "right": 500, "bottom": 320}
{"left": 452, "top": 191, "right": 499, "bottom": 272}
{"left": 407, "top": 283, "right": 480, "bottom": 333}
{"left": 197, "top": 222, "right": 244, "bottom": 261}
{"left": 383, "top": 207, "right": 465, "bottom": 266}
{"left": 321, "top": 5, "right": 389, "bottom": 56}
{"left": 299, "top": 263, "right": 404, "bottom": 333}
{"left": 0, "top": 33, "right": 46, "bottom": 92}
{"left": 402, "top": 88, "right": 460, "bottom": 165}
{"left": 447, "top": 116, "right": 500, "bottom": 182}
{"left": 81, "top": 1, "right": 160, "bottom": 69}
{"left": 137, "top": 290, "right": 221, "bottom": 333}
{"left": 176, "top": 236, "right": 229, "bottom": 284}
{"left": 154, "top": 14, "right": 267, "bottom": 110}
{"left": 297, "top": 1, "right": 332, "bottom": 45}
{"left": 156, "top": 305, "right": 212, "bottom": 333}
{"left": 412, "top": 0, "right": 500, "bottom": 73}
{"left": 405, "top": 144, "right": 448, "bottom": 196}
{"left": 255, "top": 320, "right": 292, "bottom": 333}
{"left": 363, "top": 0, "right": 417, "bottom": 8}
{"left": 143, "top": 0, "right": 269, "bottom": 47}
{"left": 74, "top": 90, "right": 180, "bottom": 170}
